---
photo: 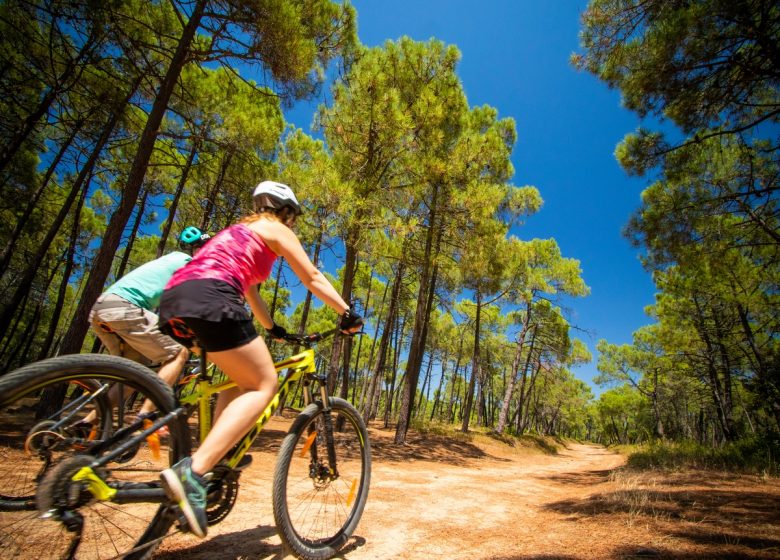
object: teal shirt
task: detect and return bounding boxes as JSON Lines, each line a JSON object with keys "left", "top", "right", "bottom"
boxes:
{"left": 106, "top": 251, "right": 191, "bottom": 310}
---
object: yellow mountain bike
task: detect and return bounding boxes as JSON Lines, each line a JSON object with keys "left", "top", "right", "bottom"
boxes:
{"left": 0, "top": 330, "right": 371, "bottom": 560}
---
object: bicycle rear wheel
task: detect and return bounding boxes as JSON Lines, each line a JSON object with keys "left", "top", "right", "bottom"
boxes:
{"left": 272, "top": 397, "right": 371, "bottom": 560}
{"left": 0, "top": 354, "right": 189, "bottom": 560}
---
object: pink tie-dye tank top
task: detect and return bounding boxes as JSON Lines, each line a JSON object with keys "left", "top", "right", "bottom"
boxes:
{"left": 166, "top": 223, "right": 277, "bottom": 294}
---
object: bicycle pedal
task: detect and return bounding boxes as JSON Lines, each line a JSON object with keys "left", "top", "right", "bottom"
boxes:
{"left": 172, "top": 509, "right": 190, "bottom": 532}
{"left": 218, "top": 453, "right": 252, "bottom": 471}
{"left": 234, "top": 454, "right": 253, "bottom": 470}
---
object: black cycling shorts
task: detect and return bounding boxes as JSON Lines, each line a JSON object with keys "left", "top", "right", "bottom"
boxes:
{"left": 159, "top": 279, "right": 259, "bottom": 352}
{"left": 162, "top": 315, "right": 257, "bottom": 352}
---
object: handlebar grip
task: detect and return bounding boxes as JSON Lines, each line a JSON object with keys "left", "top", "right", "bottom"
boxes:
{"left": 282, "top": 328, "right": 340, "bottom": 345}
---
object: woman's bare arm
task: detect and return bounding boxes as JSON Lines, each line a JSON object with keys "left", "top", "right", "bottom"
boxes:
{"left": 257, "top": 221, "right": 349, "bottom": 314}
{"left": 245, "top": 285, "right": 274, "bottom": 330}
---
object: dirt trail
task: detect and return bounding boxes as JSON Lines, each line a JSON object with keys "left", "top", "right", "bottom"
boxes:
{"left": 156, "top": 419, "right": 780, "bottom": 560}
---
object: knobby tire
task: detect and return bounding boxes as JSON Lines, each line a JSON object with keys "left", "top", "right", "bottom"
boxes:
{"left": 272, "top": 397, "right": 371, "bottom": 560}
{"left": 0, "top": 354, "right": 189, "bottom": 560}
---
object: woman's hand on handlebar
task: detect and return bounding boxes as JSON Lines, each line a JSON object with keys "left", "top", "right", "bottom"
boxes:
{"left": 339, "top": 308, "right": 364, "bottom": 334}
{"left": 266, "top": 323, "right": 288, "bottom": 341}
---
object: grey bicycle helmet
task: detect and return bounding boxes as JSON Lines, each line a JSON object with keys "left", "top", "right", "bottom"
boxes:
{"left": 178, "top": 226, "right": 211, "bottom": 252}
{"left": 252, "top": 180, "right": 302, "bottom": 216}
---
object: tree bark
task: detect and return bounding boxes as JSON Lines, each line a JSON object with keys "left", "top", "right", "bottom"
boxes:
{"left": 58, "top": 1, "right": 206, "bottom": 355}
{"left": 0, "top": 90, "right": 126, "bottom": 338}
{"left": 461, "top": 291, "right": 482, "bottom": 433}
{"left": 115, "top": 188, "right": 149, "bottom": 279}
{"left": 38, "top": 177, "right": 90, "bottom": 359}
{"left": 395, "top": 184, "right": 441, "bottom": 443}
{"left": 157, "top": 134, "right": 201, "bottom": 257}
{"left": 495, "top": 309, "right": 533, "bottom": 433}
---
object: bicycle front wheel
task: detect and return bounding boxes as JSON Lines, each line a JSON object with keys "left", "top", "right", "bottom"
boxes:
{"left": 0, "top": 354, "right": 189, "bottom": 560}
{"left": 272, "top": 397, "right": 371, "bottom": 560}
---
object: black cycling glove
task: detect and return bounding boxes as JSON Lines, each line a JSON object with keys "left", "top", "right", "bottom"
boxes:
{"left": 339, "top": 308, "right": 364, "bottom": 333}
{"left": 267, "top": 323, "right": 288, "bottom": 340}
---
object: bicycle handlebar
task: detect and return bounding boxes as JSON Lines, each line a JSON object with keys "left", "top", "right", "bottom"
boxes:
{"left": 278, "top": 328, "right": 361, "bottom": 347}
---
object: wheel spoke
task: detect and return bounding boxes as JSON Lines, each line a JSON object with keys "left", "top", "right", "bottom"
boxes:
{"left": 273, "top": 398, "right": 371, "bottom": 559}
{"left": 0, "top": 355, "right": 185, "bottom": 559}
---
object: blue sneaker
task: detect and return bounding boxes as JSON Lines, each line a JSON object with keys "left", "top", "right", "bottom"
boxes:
{"left": 160, "top": 457, "right": 208, "bottom": 537}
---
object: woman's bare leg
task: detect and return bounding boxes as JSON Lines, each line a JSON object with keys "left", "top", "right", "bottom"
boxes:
{"left": 189, "top": 336, "right": 277, "bottom": 475}
{"left": 214, "top": 386, "right": 243, "bottom": 422}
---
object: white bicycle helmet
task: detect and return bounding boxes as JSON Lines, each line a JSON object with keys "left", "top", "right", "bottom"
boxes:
{"left": 252, "top": 180, "right": 302, "bottom": 216}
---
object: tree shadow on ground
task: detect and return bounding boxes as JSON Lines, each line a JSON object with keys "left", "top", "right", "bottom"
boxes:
{"left": 542, "top": 473, "right": 780, "bottom": 557}
{"left": 608, "top": 544, "right": 778, "bottom": 559}
{"left": 185, "top": 424, "right": 288, "bottom": 453}
{"left": 493, "top": 547, "right": 774, "bottom": 559}
{"left": 544, "top": 486, "right": 780, "bottom": 526}
{"left": 153, "top": 525, "right": 280, "bottom": 559}
{"left": 540, "top": 468, "right": 615, "bottom": 486}
{"left": 153, "top": 526, "right": 367, "bottom": 560}
{"left": 247, "top": 427, "right": 288, "bottom": 452}
{"left": 368, "top": 428, "right": 499, "bottom": 465}
{"left": 490, "top": 555, "right": 580, "bottom": 560}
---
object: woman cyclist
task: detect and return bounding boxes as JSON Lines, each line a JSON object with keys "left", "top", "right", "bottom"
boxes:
{"left": 158, "top": 180, "right": 363, "bottom": 538}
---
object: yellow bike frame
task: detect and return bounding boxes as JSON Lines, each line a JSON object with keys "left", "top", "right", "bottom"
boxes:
{"left": 177, "top": 348, "right": 321, "bottom": 469}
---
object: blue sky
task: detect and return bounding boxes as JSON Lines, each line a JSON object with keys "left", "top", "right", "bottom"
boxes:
{"left": 284, "top": 1, "right": 658, "bottom": 395}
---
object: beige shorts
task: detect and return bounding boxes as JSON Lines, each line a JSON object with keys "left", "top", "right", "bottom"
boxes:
{"left": 89, "top": 294, "right": 183, "bottom": 365}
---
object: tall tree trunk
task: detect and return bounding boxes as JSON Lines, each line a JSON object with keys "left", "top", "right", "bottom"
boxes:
{"left": 430, "top": 352, "right": 448, "bottom": 421}
{"left": 395, "top": 259, "right": 438, "bottom": 443}
{"left": 520, "top": 359, "right": 543, "bottom": 434}
{"left": 416, "top": 354, "right": 433, "bottom": 417}
{"left": 38, "top": 177, "right": 90, "bottom": 359}
{"left": 359, "top": 271, "right": 391, "bottom": 413}
{"left": 269, "top": 258, "right": 284, "bottom": 317}
{"left": 3, "top": 255, "right": 60, "bottom": 368}
{"left": 5, "top": 303, "right": 41, "bottom": 368}
{"left": 328, "top": 223, "right": 359, "bottom": 400}
{"left": 295, "top": 230, "right": 324, "bottom": 339}
{"left": 736, "top": 303, "right": 780, "bottom": 430}
{"left": 58, "top": 1, "right": 206, "bottom": 355}
{"left": 115, "top": 188, "right": 149, "bottom": 279}
{"left": 651, "top": 368, "right": 665, "bottom": 439}
{"left": 446, "top": 331, "right": 465, "bottom": 423}
{"left": 495, "top": 309, "right": 533, "bottom": 433}
{"left": 336, "top": 249, "right": 359, "bottom": 402}
{"left": 200, "top": 151, "right": 233, "bottom": 231}
{"left": 0, "top": 290, "right": 29, "bottom": 368}
{"left": 693, "top": 295, "right": 734, "bottom": 441}
{"left": 461, "top": 291, "right": 482, "bottom": 433}
{"left": 383, "top": 313, "right": 405, "bottom": 428}
{"left": 18, "top": 303, "right": 42, "bottom": 366}
{"left": 395, "top": 186, "right": 441, "bottom": 443}
{"left": 157, "top": 135, "right": 201, "bottom": 257}
{"left": 0, "top": 93, "right": 126, "bottom": 338}
{"left": 515, "top": 329, "right": 538, "bottom": 434}
{"left": 350, "top": 269, "right": 373, "bottom": 402}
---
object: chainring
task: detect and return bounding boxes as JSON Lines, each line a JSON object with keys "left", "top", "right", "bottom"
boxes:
{"left": 206, "top": 465, "right": 240, "bottom": 525}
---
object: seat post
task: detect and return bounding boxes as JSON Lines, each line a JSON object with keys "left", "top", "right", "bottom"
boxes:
{"left": 199, "top": 349, "right": 210, "bottom": 381}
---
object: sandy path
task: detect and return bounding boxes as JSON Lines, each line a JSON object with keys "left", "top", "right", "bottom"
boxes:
{"left": 361, "top": 441, "right": 626, "bottom": 560}
{"left": 155, "top": 420, "right": 780, "bottom": 559}
{"left": 155, "top": 422, "right": 631, "bottom": 559}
